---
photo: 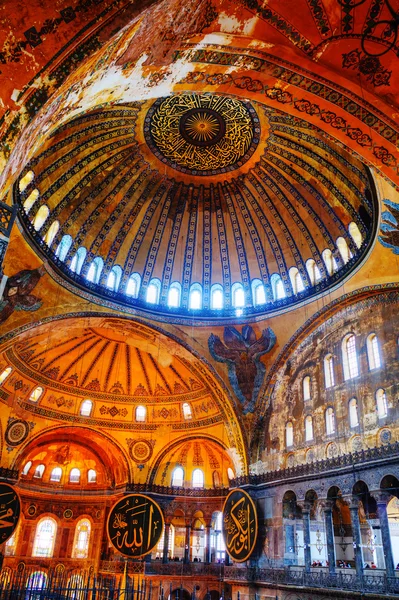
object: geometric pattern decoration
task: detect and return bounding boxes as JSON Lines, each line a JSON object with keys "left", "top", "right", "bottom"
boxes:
{"left": 5, "top": 418, "right": 33, "bottom": 447}
{"left": 127, "top": 439, "right": 154, "bottom": 463}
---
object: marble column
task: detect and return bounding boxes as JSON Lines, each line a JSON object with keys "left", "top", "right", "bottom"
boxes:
{"left": 324, "top": 504, "right": 336, "bottom": 574}
{"left": 162, "top": 523, "right": 170, "bottom": 563}
{"left": 205, "top": 525, "right": 212, "bottom": 563}
{"left": 376, "top": 493, "right": 394, "bottom": 577}
{"left": 184, "top": 525, "right": 191, "bottom": 563}
{"left": 349, "top": 500, "right": 363, "bottom": 577}
{"left": 302, "top": 509, "right": 311, "bottom": 573}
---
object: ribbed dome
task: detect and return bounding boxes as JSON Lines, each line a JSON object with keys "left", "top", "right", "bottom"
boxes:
{"left": 3, "top": 318, "right": 224, "bottom": 427}
{"left": 16, "top": 93, "right": 376, "bottom": 322}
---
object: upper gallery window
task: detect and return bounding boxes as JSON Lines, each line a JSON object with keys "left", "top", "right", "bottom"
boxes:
{"left": 342, "top": 334, "right": 359, "bottom": 380}
{"left": 349, "top": 398, "right": 359, "bottom": 428}
{"left": 303, "top": 376, "right": 311, "bottom": 401}
{"left": 324, "top": 354, "right": 335, "bottom": 388}
{"left": 367, "top": 333, "right": 381, "bottom": 370}
{"left": 325, "top": 407, "right": 336, "bottom": 435}
{"left": 376, "top": 388, "right": 388, "bottom": 419}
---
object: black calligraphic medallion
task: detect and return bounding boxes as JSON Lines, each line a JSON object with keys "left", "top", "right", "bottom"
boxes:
{"left": 222, "top": 488, "right": 258, "bottom": 562}
{"left": 0, "top": 483, "right": 21, "bottom": 544}
{"left": 107, "top": 494, "right": 164, "bottom": 557}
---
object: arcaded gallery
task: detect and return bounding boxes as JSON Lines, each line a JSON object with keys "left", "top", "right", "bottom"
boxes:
{"left": 1, "top": 0, "right": 399, "bottom": 598}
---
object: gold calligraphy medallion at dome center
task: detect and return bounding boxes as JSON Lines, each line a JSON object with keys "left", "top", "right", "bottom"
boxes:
{"left": 144, "top": 93, "right": 260, "bottom": 175}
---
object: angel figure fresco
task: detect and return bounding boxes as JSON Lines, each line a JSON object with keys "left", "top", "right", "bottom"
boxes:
{"left": 208, "top": 325, "right": 276, "bottom": 414}
{"left": 0, "top": 266, "right": 44, "bottom": 324}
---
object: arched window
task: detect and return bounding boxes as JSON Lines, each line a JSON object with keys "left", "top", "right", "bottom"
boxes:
{"left": 227, "top": 467, "right": 235, "bottom": 480}
{"left": 325, "top": 407, "right": 335, "bottom": 435}
{"left": 232, "top": 283, "right": 245, "bottom": 308}
{"left": 33, "top": 464, "right": 45, "bottom": 479}
{"left": 5, "top": 526, "right": 19, "bottom": 556}
{"left": 303, "top": 376, "right": 311, "bottom": 401}
{"left": 23, "top": 189, "right": 39, "bottom": 214}
{"left": 189, "top": 284, "right": 202, "bottom": 309}
{"left": 286, "top": 422, "right": 294, "bottom": 447}
{"left": 349, "top": 222, "right": 363, "bottom": 249}
{"left": 306, "top": 259, "right": 321, "bottom": 285}
{"left": 367, "top": 333, "right": 381, "bottom": 370}
{"left": 55, "top": 235, "right": 73, "bottom": 262}
{"left": 376, "top": 388, "right": 388, "bottom": 419}
{"left": 50, "top": 467, "right": 62, "bottom": 482}
{"left": 167, "top": 282, "right": 181, "bottom": 308}
{"left": 86, "top": 257, "right": 103, "bottom": 284}
{"left": 305, "top": 415, "right": 313, "bottom": 441}
{"left": 0, "top": 366, "right": 12, "bottom": 385}
{"left": 336, "top": 237, "right": 351, "bottom": 264}
{"left": 146, "top": 278, "right": 161, "bottom": 304}
{"left": 26, "top": 571, "right": 48, "bottom": 593}
{"left": 322, "top": 249, "right": 337, "bottom": 276}
{"left": 324, "top": 354, "right": 335, "bottom": 388}
{"left": 80, "top": 399, "right": 93, "bottom": 417}
{"left": 250, "top": 279, "right": 265, "bottom": 306}
{"left": 126, "top": 273, "right": 141, "bottom": 298}
{"left": 33, "top": 205, "right": 49, "bottom": 231}
{"left": 88, "top": 469, "right": 97, "bottom": 483}
{"left": 135, "top": 405, "right": 146, "bottom": 422}
{"left": 33, "top": 519, "right": 57, "bottom": 557}
{"left": 210, "top": 284, "right": 224, "bottom": 309}
{"left": 70, "top": 247, "right": 87, "bottom": 275}
{"left": 270, "top": 273, "right": 285, "bottom": 300}
{"left": 342, "top": 334, "right": 359, "bottom": 380}
{"left": 107, "top": 266, "right": 122, "bottom": 292}
{"left": 19, "top": 170, "right": 35, "bottom": 192}
{"left": 22, "top": 461, "right": 32, "bottom": 476}
{"left": 172, "top": 467, "right": 184, "bottom": 487}
{"left": 349, "top": 398, "right": 359, "bottom": 428}
{"left": 44, "top": 220, "right": 59, "bottom": 247}
{"left": 192, "top": 468, "right": 204, "bottom": 488}
{"left": 182, "top": 402, "right": 192, "bottom": 420}
{"left": 157, "top": 523, "right": 175, "bottom": 559}
{"left": 29, "top": 386, "right": 43, "bottom": 402}
{"left": 72, "top": 518, "right": 91, "bottom": 559}
{"left": 289, "top": 267, "right": 305, "bottom": 294}
{"left": 69, "top": 468, "right": 80, "bottom": 483}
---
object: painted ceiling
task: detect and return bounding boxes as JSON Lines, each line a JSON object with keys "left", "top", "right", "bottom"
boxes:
{"left": 16, "top": 94, "right": 374, "bottom": 320}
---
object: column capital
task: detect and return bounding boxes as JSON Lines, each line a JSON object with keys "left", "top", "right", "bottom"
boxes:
{"left": 374, "top": 491, "right": 392, "bottom": 505}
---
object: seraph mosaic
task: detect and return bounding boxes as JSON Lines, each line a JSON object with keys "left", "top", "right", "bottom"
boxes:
{"left": 208, "top": 325, "right": 276, "bottom": 414}
{"left": 379, "top": 199, "right": 399, "bottom": 254}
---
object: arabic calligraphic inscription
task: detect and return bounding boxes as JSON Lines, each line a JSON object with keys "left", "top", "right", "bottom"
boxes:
{"left": 0, "top": 483, "right": 21, "bottom": 544}
{"left": 144, "top": 94, "right": 260, "bottom": 175}
{"left": 107, "top": 494, "right": 164, "bottom": 557}
{"left": 222, "top": 488, "right": 258, "bottom": 562}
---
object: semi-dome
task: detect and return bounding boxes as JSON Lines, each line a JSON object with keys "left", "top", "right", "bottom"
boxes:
{"left": 16, "top": 92, "right": 376, "bottom": 322}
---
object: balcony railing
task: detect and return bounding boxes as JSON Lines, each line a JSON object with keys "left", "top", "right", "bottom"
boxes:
{"left": 232, "top": 441, "right": 399, "bottom": 487}
{"left": 225, "top": 566, "right": 399, "bottom": 595}
{"left": 126, "top": 483, "right": 229, "bottom": 497}
{"left": 144, "top": 561, "right": 225, "bottom": 577}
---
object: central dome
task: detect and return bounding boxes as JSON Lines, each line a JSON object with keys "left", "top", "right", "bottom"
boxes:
{"left": 15, "top": 94, "right": 376, "bottom": 323}
{"left": 144, "top": 94, "right": 259, "bottom": 175}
